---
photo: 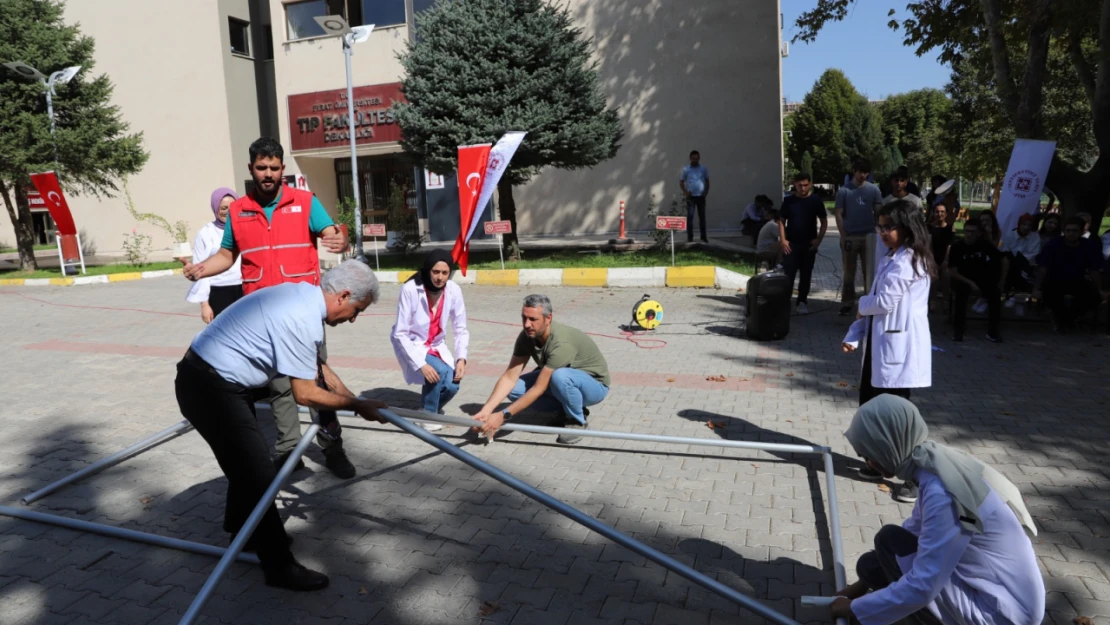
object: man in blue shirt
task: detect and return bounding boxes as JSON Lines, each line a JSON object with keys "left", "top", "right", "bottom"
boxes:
{"left": 175, "top": 260, "right": 384, "bottom": 592}
{"left": 779, "top": 172, "right": 828, "bottom": 315}
{"left": 680, "top": 150, "right": 711, "bottom": 243}
{"left": 835, "top": 158, "right": 884, "bottom": 315}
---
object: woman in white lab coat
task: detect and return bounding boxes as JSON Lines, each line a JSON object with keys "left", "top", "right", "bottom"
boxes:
{"left": 186, "top": 188, "right": 242, "bottom": 323}
{"left": 829, "top": 396, "right": 1044, "bottom": 625}
{"left": 842, "top": 198, "right": 933, "bottom": 500}
{"left": 391, "top": 249, "right": 470, "bottom": 431}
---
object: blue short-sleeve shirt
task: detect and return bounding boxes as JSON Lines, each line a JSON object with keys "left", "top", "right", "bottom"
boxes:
{"left": 189, "top": 282, "right": 326, "bottom": 387}
{"left": 680, "top": 165, "right": 710, "bottom": 197}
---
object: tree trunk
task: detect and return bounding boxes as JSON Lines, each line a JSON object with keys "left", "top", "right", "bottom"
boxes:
{"left": 1046, "top": 155, "right": 1110, "bottom": 221}
{"left": 0, "top": 180, "right": 38, "bottom": 271}
{"left": 497, "top": 178, "right": 520, "bottom": 259}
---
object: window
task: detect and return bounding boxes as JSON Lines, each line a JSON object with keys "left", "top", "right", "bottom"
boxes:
{"left": 286, "top": 0, "right": 347, "bottom": 40}
{"left": 229, "top": 17, "right": 250, "bottom": 56}
{"left": 360, "top": 0, "right": 405, "bottom": 28}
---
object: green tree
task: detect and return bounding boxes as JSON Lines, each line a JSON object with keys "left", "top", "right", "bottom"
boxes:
{"left": 878, "top": 89, "right": 952, "bottom": 182}
{"left": 0, "top": 0, "right": 148, "bottom": 270}
{"left": 793, "top": 0, "right": 1110, "bottom": 217}
{"left": 394, "top": 0, "right": 622, "bottom": 254}
{"left": 788, "top": 69, "right": 885, "bottom": 185}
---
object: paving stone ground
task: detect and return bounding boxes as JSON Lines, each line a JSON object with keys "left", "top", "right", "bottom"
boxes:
{"left": 1, "top": 236, "right": 1108, "bottom": 625}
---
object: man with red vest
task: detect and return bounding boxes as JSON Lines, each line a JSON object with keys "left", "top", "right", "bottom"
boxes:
{"left": 183, "top": 137, "right": 356, "bottom": 478}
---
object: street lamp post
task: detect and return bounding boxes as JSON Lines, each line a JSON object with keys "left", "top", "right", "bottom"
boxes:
{"left": 313, "top": 16, "right": 375, "bottom": 264}
{"left": 2, "top": 61, "right": 82, "bottom": 164}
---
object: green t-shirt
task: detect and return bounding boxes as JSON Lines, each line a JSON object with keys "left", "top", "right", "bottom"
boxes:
{"left": 513, "top": 320, "right": 611, "bottom": 387}
{"left": 221, "top": 189, "right": 336, "bottom": 251}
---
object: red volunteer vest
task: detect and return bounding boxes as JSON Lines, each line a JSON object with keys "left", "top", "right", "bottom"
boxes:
{"left": 229, "top": 186, "right": 321, "bottom": 295}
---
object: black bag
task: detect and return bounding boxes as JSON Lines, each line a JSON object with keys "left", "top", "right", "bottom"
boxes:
{"left": 746, "top": 271, "right": 791, "bottom": 340}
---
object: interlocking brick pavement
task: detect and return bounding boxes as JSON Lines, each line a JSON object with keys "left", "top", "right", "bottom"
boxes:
{"left": 0, "top": 246, "right": 1108, "bottom": 624}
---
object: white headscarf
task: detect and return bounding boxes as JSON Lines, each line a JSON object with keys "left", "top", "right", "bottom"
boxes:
{"left": 845, "top": 395, "right": 1037, "bottom": 536}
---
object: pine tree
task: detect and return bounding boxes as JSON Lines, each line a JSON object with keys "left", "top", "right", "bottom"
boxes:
{"left": 0, "top": 0, "right": 148, "bottom": 270}
{"left": 395, "top": 0, "right": 622, "bottom": 254}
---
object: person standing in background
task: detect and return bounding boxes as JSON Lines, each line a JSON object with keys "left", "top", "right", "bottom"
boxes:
{"left": 186, "top": 187, "right": 243, "bottom": 322}
{"left": 778, "top": 172, "right": 827, "bottom": 315}
{"left": 835, "top": 158, "right": 885, "bottom": 315}
{"left": 679, "top": 150, "right": 710, "bottom": 243}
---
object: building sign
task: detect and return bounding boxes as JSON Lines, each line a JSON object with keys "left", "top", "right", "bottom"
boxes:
{"left": 288, "top": 82, "right": 405, "bottom": 152}
{"left": 425, "top": 170, "right": 445, "bottom": 190}
{"left": 27, "top": 190, "right": 46, "bottom": 211}
{"left": 484, "top": 220, "right": 512, "bottom": 235}
{"left": 655, "top": 216, "right": 687, "bottom": 230}
{"left": 362, "top": 223, "right": 386, "bottom": 237}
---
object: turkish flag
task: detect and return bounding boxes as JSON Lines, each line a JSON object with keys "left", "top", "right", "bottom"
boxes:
{"left": 29, "top": 172, "right": 77, "bottom": 236}
{"left": 451, "top": 144, "right": 491, "bottom": 275}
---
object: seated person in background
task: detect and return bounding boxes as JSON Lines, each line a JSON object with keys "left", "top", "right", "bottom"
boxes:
{"left": 755, "top": 207, "right": 782, "bottom": 271}
{"left": 830, "top": 395, "right": 1044, "bottom": 625}
{"left": 999, "top": 213, "right": 1041, "bottom": 311}
{"left": 741, "top": 194, "right": 773, "bottom": 245}
{"left": 948, "top": 220, "right": 1003, "bottom": 343}
{"left": 1033, "top": 217, "right": 1106, "bottom": 333}
{"left": 883, "top": 170, "right": 923, "bottom": 212}
{"left": 926, "top": 203, "right": 954, "bottom": 311}
{"left": 1038, "top": 213, "right": 1061, "bottom": 247}
{"left": 1077, "top": 211, "right": 1093, "bottom": 238}
{"left": 474, "top": 294, "right": 610, "bottom": 446}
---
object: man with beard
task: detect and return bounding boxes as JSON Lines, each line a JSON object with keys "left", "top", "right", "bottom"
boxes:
{"left": 183, "top": 137, "right": 356, "bottom": 478}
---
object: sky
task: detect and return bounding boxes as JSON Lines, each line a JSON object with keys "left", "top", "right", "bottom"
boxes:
{"left": 780, "top": 0, "right": 953, "bottom": 103}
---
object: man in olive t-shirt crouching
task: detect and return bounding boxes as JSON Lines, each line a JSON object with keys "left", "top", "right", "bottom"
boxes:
{"left": 474, "top": 294, "right": 610, "bottom": 445}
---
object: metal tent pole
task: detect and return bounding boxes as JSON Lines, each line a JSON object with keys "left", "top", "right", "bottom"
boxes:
{"left": 824, "top": 451, "right": 849, "bottom": 625}
{"left": 376, "top": 409, "right": 803, "bottom": 625}
{"left": 22, "top": 420, "right": 194, "bottom": 505}
{"left": 179, "top": 424, "right": 319, "bottom": 625}
{"left": 0, "top": 505, "right": 259, "bottom": 565}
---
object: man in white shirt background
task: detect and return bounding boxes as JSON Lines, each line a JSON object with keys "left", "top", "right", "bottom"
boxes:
{"left": 999, "top": 213, "right": 1041, "bottom": 311}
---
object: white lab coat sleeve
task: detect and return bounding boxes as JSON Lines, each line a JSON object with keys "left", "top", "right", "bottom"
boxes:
{"left": 852, "top": 486, "right": 973, "bottom": 625}
{"left": 391, "top": 285, "right": 428, "bottom": 373}
{"left": 186, "top": 229, "right": 214, "bottom": 304}
{"left": 843, "top": 318, "right": 867, "bottom": 348}
{"left": 858, "top": 263, "right": 914, "bottom": 317}
{"left": 451, "top": 287, "right": 470, "bottom": 362}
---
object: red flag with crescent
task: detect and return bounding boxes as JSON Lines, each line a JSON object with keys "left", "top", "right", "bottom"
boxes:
{"left": 452, "top": 144, "right": 491, "bottom": 275}
{"left": 29, "top": 171, "right": 78, "bottom": 236}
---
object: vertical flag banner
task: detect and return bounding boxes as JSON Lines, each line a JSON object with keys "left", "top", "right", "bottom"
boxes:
{"left": 452, "top": 144, "right": 491, "bottom": 274}
{"left": 29, "top": 171, "right": 77, "bottom": 236}
{"left": 464, "top": 131, "right": 527, "bottom": 243}
{"left": 996, "top": 139, "right": 1056, "bottom": 235}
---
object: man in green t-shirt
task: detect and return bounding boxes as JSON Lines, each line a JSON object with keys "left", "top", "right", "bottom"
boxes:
{"left": 474, "top": 294, "right": 610, "bottom": 444}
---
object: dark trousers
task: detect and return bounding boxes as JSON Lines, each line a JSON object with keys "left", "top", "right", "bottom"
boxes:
{"left": 783, "top": 244, "right": 817, "bottom": 303}
{"left": 175, "top": 356, "right": 292, "bottom": 568}
{"left": 859, "top": 324, "right": 911, "bottom": 406}
{"left": 952, "top": 278, "right": 1001, "bottom": 337}
{"left": 856, "top": 526, "right": 945, "bottom": 625}
{"left": 1044, "top": 278, "right": 1100, "bottom": 329}
{"left": 686, "top": 196, "right": 707, "bottom": 241}
{"left": 1002, "top": 254, "right": 1034, "bottom": 295}
{"left": 208, "top": 284, "right": 244, "bottom": 317}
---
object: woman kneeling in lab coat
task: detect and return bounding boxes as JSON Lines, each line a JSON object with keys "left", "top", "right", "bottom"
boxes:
{"left": 829, "top": 396, "right": 1044, "bottom": 625}
{"left": 843, "top": 198, "right": 934, "bottom": 502}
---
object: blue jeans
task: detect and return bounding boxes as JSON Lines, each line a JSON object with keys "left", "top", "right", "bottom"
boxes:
{"left": 507, "top": 368, "right": 608, "bottom": 424}
{"left": 422, "top": 354, "right": 459, "bottom": 413}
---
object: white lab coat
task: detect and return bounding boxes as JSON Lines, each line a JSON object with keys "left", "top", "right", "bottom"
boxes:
{"left": 390, "top": 279, "right": 469, "bottom": 385}
{"left": 843, "top": 245, "right": 932, "bottom": 389}
{"left": 186, "top": 222, "right": 242, "bottom": 303}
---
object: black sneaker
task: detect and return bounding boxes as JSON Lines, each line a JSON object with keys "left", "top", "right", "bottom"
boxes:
{"left": 323, "top": 446, "right": 356, "bottom": 479}
{"left": 894, "top": 482, "right": 919, "bottom": 503}
{"left": 986, "top": 333, "right": 1002, "bottom": 343}
{"left": 273, "top": 451, "right": 306, "bottom": 473}
{"left": 262, "top": 559, "right": 329, "bottom": 591}
{"left": 857, "top": 466, "right": 883, "bottom": 481}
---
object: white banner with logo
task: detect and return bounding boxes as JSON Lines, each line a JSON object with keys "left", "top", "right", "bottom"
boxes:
{"left": 464, "top": 131, "right": 527, "bottom": 242}
{"left": 996, "top": 139, "right": 1056, "bottom": 235}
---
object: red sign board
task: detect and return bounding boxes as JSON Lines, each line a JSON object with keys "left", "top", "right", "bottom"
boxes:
{"left": 655, "top": 216, "right": 687, "bottom": 231}
{"left": 362, "top": 223, "right": 387, "bottom": 237}
{"left": 288, "top": 82, "right": 405, "bottom": 152}
{"left": 484, "top": 220, "right": 512, "bottom": 235}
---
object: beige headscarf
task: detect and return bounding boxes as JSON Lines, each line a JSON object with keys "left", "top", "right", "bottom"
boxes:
{"left": 845, "top": 395, "right": 1037, "bottom": 536}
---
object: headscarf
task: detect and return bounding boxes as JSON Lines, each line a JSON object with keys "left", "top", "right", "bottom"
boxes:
{"left": 844, "top": 395, "right": 1037, "bottom": 536}
{"left": 410, "top": 249, "right": 454, "bottom": 294}
{"left": 210, "top": 187, "right": 238, "bottom": 230}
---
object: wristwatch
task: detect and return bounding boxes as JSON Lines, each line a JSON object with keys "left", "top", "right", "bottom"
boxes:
{"left": 501, "top": 409, "right": 513, "bottom": 422}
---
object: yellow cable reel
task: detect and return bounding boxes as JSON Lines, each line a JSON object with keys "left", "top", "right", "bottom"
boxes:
{"left": 631, "top": 294, "right": 664, "bottom": 330}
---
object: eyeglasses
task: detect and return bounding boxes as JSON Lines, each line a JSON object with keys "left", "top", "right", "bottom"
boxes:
{"left": 875, "top": 224, "right": 897, "bottom": 234}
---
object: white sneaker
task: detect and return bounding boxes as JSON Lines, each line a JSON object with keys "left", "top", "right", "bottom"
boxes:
{"left": 973, "top": 298, "right": 988, "bottom": 314}
{"left": 419, "top": 422, "right": 444, "bottom": 432}
{"left": 1004, "top": 296, "right": 1017, "bottom": 309}
{"left": 796, "top": 302, "right": 809, "bottom": 315}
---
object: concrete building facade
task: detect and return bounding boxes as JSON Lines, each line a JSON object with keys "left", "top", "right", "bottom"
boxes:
{"left": 7, "top": 0, "right": 784, "bottom": 258}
